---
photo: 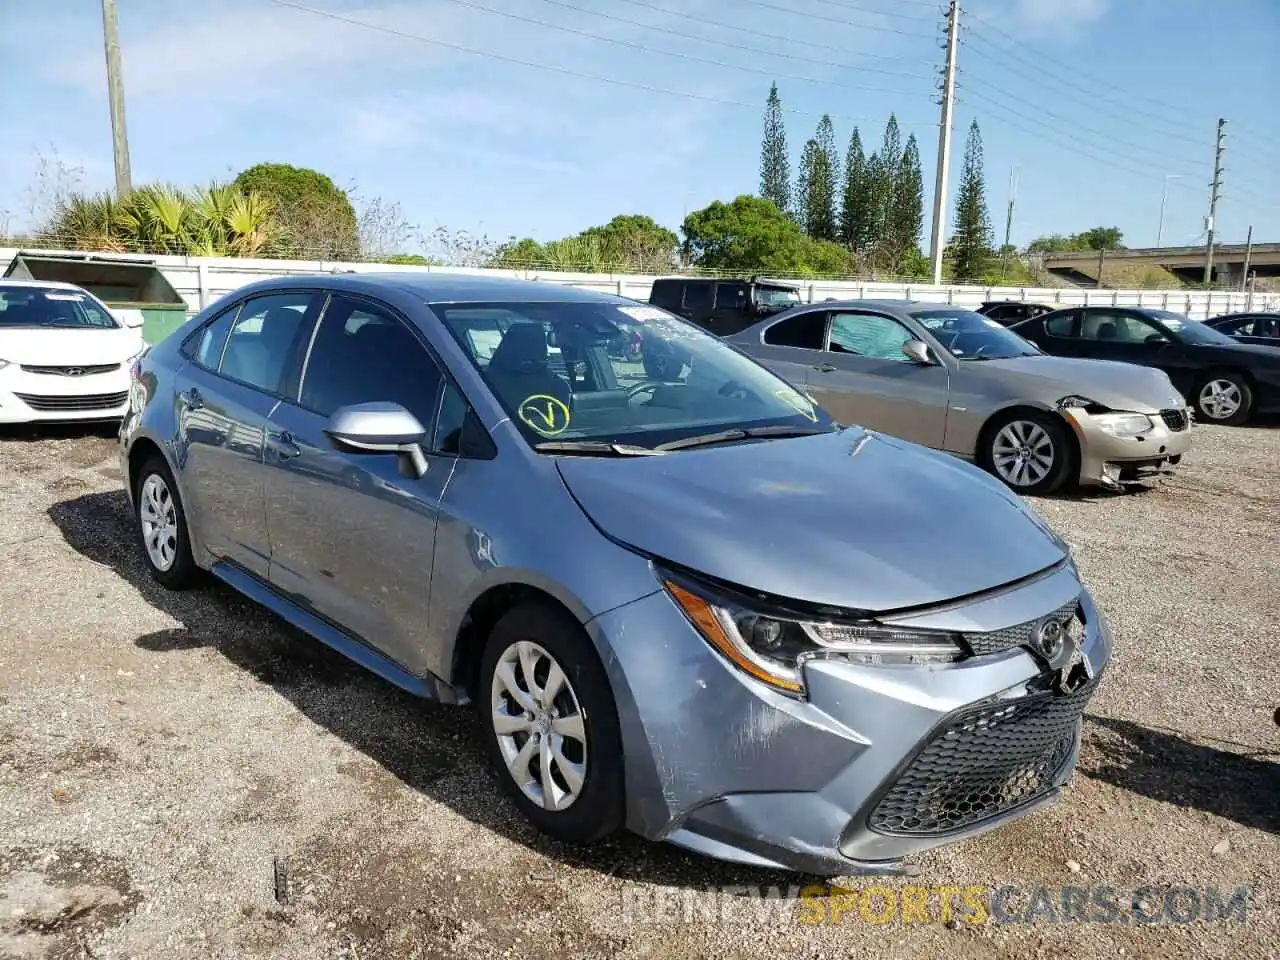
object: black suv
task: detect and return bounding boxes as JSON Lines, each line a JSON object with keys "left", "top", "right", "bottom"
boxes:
{"left": 977, "top": 301, "right": 1057, "bottom": 326}
{"left": 650, "top": 276, "right": 803, "bottom": 336}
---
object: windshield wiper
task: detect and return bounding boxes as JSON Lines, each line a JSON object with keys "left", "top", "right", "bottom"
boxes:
{"left": 533, "top": 440, "right": 666, "bottom": 456}
{"left": 656, "top": 424, "right": 835, "bottom": 452}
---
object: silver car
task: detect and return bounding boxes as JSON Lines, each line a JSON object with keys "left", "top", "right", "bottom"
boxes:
{"left": 119, "top": 274, "right": 1111, "bottom": 875}
{"left": 727, "top": 300, "right": 1193, "bottom": 494}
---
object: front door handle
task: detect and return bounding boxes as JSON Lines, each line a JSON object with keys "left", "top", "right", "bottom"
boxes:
{"left": 813, "top": 363, "right": 837, "bottom": 373}
{"left": 179, "top": 387, "right": 204, "bottom": 410}
{"left": 267, "top": 430, "right": 302, "bottom": 461}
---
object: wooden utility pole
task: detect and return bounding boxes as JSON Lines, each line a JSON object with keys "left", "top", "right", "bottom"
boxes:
{"left": 101, "top": 0, "right": 132, "bottom": 197}
{"left": 1240, "top": 224, "right": 1253, "bottom": 292}
{"left": 928, "top": 0, "right": 960, "bottom": 285}
{"left": 1203, "top": 118, "right": 1226, "bottom": 285}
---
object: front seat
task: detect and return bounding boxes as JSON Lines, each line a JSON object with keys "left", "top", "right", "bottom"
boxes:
{"left": 1095, "top": 322, "right": 1118, "bottom": 341}
{"left": 485, "top": 323, "right": 572, "bottom": 412}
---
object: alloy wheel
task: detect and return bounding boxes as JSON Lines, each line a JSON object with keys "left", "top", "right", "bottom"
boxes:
{"left": 139, "top": 473, "right": 179, "bottom": 572}
{"left": 992, "top": 420, "right": 1056, "bottom": 488}
{"left": 490, "top": 640, "right": 587, "bottom": 812}
{"left": 1197, "top": 379, "right": 1242, "bottom": 421}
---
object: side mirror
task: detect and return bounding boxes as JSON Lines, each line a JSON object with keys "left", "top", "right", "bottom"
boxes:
{"left": 114, "top": 308, "right": 144, "bottom": 329}
{"left": 902, "top": 340, "right": 936, "bottom": 365}
{"left": 324, "top": 401, "right": 429, "bottom": 479}
{"left": 1145, "top": 334, "right": 1169, "bottom": 345}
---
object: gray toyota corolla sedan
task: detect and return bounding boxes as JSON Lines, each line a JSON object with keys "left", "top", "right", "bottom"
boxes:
{"left": 119, "top": 274, "right": 1111, "bottom": 875}
{"left": 726, "top": 300, "right": 1193, "bottom": 494}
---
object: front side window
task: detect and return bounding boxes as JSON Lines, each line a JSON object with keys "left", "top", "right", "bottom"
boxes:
{"left": 755, "top": 286, "right": 802, "bottom": 309}
{"left": 1141, "top": 309, "right": 1238, "bottom": 346}
{"left": 715, "top": 282, "right": 747, "bottom": 311}
{"left": 1044, "top": 311, "right": 1076, "bottom": 337}
{"left": 1081, "top": 310, "right": 1161, "bottom": 344}
{"left": 682, "top": 282, "right": 713, "bottom": 311}
{"left": 0, "top": 285, "right": 118, "bottom": 329}
{"left": 829, "top": 312, "right": 914, "bottom": 361}
{"left": 300, "top": 296, "right": 443, "bottom": 428}
{"left": 435, "top": 299, "right": 834, "bottom": 449}
{"left": 910, "top": 308, "right": 1040, "bottom": 360}
{"left": 219, "top": 293, "right": 313, "bottom": 393}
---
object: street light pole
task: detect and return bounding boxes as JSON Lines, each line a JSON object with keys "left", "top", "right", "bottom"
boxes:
{"left": 1156, "top": 174, "right": 1180, "bottom": 248}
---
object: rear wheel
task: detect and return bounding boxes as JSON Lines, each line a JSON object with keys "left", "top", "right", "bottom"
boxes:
{"left": 478, "top": 601, "right": 625, "bottom": 844}
{"left": 134, "top": 454, "right": 199, "bottom": 589}
{"left": 1193, "top": 372, "right": 1252, "bottom": 426}
{"left": 981, "top": 410, "right": 1073, "bottom": 495}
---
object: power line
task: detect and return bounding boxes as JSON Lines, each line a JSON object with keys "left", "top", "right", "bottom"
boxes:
{"left": 262, "top": 0, "right": 928, "bottom": 127}
{"left": 735, "top": 0, "right": 936, "bottom": 37}
{"left": 529, "top": 0, "right": 935, "bottom": 82}
{"left": 787, "top": 0, "right": 939, "bottom": 23}
{"left": 423, "top": 0, "right": 931, "bottom": 97}
{"left": 611, "top": 0, "right": 930, "bottom": 66}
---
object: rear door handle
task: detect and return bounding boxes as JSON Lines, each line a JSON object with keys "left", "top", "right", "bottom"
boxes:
{"left": 813, "top": 363, "right": 837, "bottom": 373}
{"left": 179, "top": 387, "right": 204, "bottom": 410}
{"left": 267, "top": 430, "right": 302, "bottom": 461}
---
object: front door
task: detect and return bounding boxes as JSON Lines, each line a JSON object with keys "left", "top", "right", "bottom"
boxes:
{"left": 263, "top": 293, "right": 455, "bottom": 674}
{"left": 805, "top": 310, "right": 950, "bottom": 448}
{"left": 175, "top": 292, "right": 318, "bottom": 579}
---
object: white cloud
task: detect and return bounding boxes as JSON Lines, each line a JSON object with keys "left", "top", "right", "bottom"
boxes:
{"left": 971, "top": 0, "right": 1110, "bottom": 40}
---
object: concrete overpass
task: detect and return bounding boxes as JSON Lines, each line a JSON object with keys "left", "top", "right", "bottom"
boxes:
{"left": 1041, "top": 242, "right": 1280, "bottom": 287}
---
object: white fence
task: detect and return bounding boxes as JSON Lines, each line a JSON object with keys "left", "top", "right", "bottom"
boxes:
{"left": 4, "top": 246, "right": 1277, "bottom": 320}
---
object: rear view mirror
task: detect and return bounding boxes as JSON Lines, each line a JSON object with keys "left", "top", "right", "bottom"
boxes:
{"left": 325, "top": 402, "right": 429, "bottom": 478}
{"left": 902, "top": 340, "right": 936, "bottom": 365}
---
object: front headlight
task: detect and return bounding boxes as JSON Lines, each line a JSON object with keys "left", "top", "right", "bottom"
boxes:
{"left": 662, "top": 573, "right": 965, "bottom": 697}
{"left": 1093, "top": 412, "right": 1153, "bottom": 437}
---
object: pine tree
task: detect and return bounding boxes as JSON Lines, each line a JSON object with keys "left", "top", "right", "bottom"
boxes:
{"left": 887, "top": 133, "right": 924, "bottom": 271}
{"left": 951, "top": 120, "right": 994, "bottom": 282}
{"left": 796, "top": 123, "right": 837, "bottom": 242}
{"left": 759, "top": 83, "right": 791, "bottom": 215}
{"left": 869, "top": 114, "right": 902, "bottom": 243}
{"left": 816, "top": 114, "right": 839, "bottom": 208}
{"left": 839, "top": 128, "right": 874, "bottom": 251}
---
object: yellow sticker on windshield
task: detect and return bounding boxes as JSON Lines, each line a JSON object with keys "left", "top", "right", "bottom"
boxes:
{"left": 774, "top": 388, "right": 819, "bottom": 422}
{"left": 518, "top": 395, "right": 571, "bottom": 436}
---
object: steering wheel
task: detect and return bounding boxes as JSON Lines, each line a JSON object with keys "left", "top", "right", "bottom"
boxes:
{"left": 626, "top": 380, "right": 670, "bottom": 402}
{"left": 717, "top": 379, "right": 757, "bottom": 402}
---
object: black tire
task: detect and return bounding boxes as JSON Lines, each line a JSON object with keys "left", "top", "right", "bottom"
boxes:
{"left": 1192, "top": 370, "right": 1253, "bottom": 426}
{"left": 133, "top": 453, "right": 200, "bottom": 589}
{"left": 478, "top": 601, "right": 625, "bottom": 844}
{"left": 979, "top": 409, "right": 1075, "bottom": 496}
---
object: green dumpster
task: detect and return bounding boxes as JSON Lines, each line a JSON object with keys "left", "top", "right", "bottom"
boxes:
{"left": 3, "top": 250, "right": 191, "bottom": 345}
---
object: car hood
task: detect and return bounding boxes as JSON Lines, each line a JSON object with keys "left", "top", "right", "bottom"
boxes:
{"left": 1192, "top": 340, "right": 1280, "bottom": 364}
{"left": 972, "top": 355, "right": 1184, "bottom": 411}
{"left": 555, "top": 428, "right": 1067, "bottom": 613}
{"left": 0, "top": 326, "right": 143, "bottom": 366}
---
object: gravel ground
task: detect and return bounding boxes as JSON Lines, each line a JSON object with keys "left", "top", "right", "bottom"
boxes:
{"left": 0, "top": 421, "right": 1276, "bottom": 960}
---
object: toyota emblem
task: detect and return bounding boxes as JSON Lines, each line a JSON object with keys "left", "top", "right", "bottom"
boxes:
{"left": 1034, "top": 617, "right": 1065, "bottom": 661}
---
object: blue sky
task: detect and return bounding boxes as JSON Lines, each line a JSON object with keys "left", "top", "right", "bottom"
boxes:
{"left": 1, "top": 0, "right": 1277, "bottom": 255}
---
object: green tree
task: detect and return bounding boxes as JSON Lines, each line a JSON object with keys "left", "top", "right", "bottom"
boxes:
{"left": 490, "top": 237, "right": 547, "bottom": 267}
{"left": 866, "top": 114, "right": 901, "bottom": 243}
{"left": 681, "top": 194, "right": 849, "bottom": 275}
{"left": 579, "top": 214, "right": 678, "bottom": 271}
{"left": 232, "top": 162, "right": 359, "bottom": 260}
{"left": 796, "top": 122, "right": 837, "bottom": 242}
{"left": 759, "top": 83, "right": 791, "bottom": 216}
{"left": 839, "top": 128, "right": 875, "bottom": 252}
{"left": 887, "top": 133, "right": 924, "bottom": 272}
{"left": 1074, "top": 226, "right": 1125, "bottom": 250}
{"left": 1026, "top": 234, "right": 1074, "bottom": 254}
{"left": 950, "top": 121, "right": 994, "bottom": 282}
{"left": 816, "top": 114, "right": 839, "bottom": 210}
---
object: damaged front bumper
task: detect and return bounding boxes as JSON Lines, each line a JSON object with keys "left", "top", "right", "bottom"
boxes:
{"left": 587, "top": 563, "right": 1112, "bottom": 876}
{"left": 1062, "top": 405, "right": 1194, "bottom": 491}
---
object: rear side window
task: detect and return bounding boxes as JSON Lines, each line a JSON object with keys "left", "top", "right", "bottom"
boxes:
{"left": 300, "top": 295, "right": 444, "bottom": 427}
{"left": 649, "top": 280, "right": 682, "bottom": 311}
{"left": 219, "top": 293, "right": 313, "bottom": 393}
{"left": 682, "top": 281, "right": 713, "bottom": 311}
{"left": 763, "top": 311, "right": 826, "bottom": 349}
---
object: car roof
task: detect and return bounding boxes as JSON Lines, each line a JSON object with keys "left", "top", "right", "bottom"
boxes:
{"left": 228, "top": 271, "right": 633, "bottom": 305}
{"left": 0, "top": 279, "right": 86, "bottom": 292}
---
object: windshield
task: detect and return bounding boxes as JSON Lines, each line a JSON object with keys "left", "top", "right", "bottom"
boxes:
{"left": 754, "top": 286, "right": 802, "bottom": 308}
{"left": 910, "top": 307, "right": 1040, "bottom": 360}
{"left": 1142, "top": 310, "right": 1238, "bottom": 346}
{"left": 434, "top": 299, "right": 837, "bottom": 449}
{"left": 0, "top": 286, "right": 119, "bottom": 329}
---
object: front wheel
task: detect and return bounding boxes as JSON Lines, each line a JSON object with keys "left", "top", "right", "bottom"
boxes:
{"left": 478, "top": 602, "right": 625, "bottom": 844}
{"left": 980, "top": 411, "right": 1074, "bottom": 495}
{"left": 1193, "top": 372, "right": 1252, "bottom": 426}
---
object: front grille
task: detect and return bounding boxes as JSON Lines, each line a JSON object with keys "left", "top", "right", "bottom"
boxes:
{"left": 868, "top": 673, "right": 1100, "bottom": 836}
{"left": 14, "top": 391, "right": 129, "bottom": 412}
{"left": 964, "top": 598, "right": 1080, "bottom": 658}
{"left": 1160, "top": 408, "right": 1189, "bottom": 432}
{"left": 19, "top": 363, "right": 120, "bottom": 376}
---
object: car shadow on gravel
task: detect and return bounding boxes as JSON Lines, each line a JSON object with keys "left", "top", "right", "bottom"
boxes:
{"left": 48, "top": 489, "right": 835, "bottom": 892}
{"left": 1081, "top": 715, "right": 1280, "bottom": 835}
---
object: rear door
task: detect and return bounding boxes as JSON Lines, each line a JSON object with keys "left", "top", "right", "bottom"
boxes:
{"left": 173, "top": 291, "right": 319, "bottom": 578}
{"left": 805, "top": 309, "right": 949, "bottom": 447}
{"left": 741, "top": 309, "right": 829, "bottom": 396}
{"left": 263, "top": 293, "right": 454, "bottom": 672}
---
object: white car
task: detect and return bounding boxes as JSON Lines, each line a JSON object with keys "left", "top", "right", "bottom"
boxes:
{"left": 0, "top": 280, "right": 148, "bottom": 424}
